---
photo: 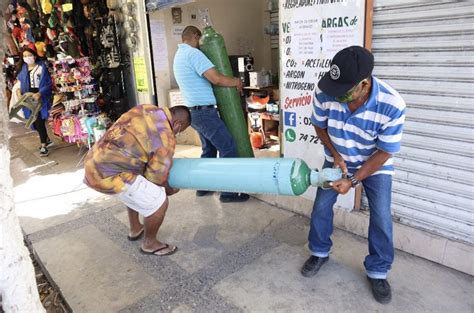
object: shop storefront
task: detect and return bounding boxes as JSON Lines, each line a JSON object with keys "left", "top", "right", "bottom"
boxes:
{"left": 146, "top": 0, "right": 473, "bottom": 275}
{"left": 147, "top": 0, "right": 282, "bottom": 156}
{"left": 3, "top": 0, "right": 156, "bottom": 148}
{"left": 270, "top": 0, "right": 472, "bottom": 275}
{"left": 5, "top": 0, "right": 471, "bottom": 275}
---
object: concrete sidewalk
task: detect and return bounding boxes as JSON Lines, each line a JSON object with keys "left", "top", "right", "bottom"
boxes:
{"left": 9, "top": 122, "right": 473, "bottom": 313}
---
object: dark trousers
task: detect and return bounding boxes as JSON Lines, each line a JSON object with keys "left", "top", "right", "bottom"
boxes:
{"left": 190, "top": 106, "right": 239, "bottom": 197}
{"left": 308, "top": 161, "right": 394, "bottom": 279}
{"left": 34, "top": 116, "right": 48, "bottom": 144}
{"left": 190, "top": 106, "right": 237, "bottom": 159}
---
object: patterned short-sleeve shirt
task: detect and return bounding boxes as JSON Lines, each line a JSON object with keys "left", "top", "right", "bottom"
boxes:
{"left": 84, "top": 105, "right": 176, "bottom": 194}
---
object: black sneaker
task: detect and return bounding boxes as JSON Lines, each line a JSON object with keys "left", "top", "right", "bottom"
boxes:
{"left": 367, "top": 277, "right": 392, "bottom": 304}
{"left": 39, "top": 139, "right": 53, "bottom": 150}
{"left": 196, "top": 190, "right": 213, "bottom": 197}
{"left": 219, "top": 193, "right": 250, "bottom": 203}
{"left": 301, "top": 255, "right": 328, "bottom": 277}
{"left": 39, "top": 147, "right": 49, "bottom": 157}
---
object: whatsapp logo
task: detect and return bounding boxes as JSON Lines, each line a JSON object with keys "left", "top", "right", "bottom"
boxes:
{"left": 285, "top": 129, "right": 296, "bottom": 142}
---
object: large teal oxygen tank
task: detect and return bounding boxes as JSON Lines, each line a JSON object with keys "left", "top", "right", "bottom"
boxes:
{"left": 200, "top": 26, "right": 254, "bottom": 158}
{"left": 168, "top": 158, "right": 342, "bottom": 196}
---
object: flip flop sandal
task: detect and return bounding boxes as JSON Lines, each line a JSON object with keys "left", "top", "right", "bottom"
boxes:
{"left": 32, "top": 27, "right": 43, "bottom": 41}
{"left": 34, "top": 41, "right": 45, "bottom": 56}
{"left": 29, "top": 11, "right": 41, "bottom": 27}
{"left": 48, "top": 11, "right": 58, "bottom": 28}
{"left": 127, "top": 228, "right": 144, "bottom": 241}
{"left": 17, "top": 0, "right": 32, "bottom": 11}
{"left": 41, "top": 0, "right": 52, "bottom": 14}
{"left": 106, "top": 0, "right": 119, "bottom": 10}
{"left": 140, "top": 244, "right": 178, "bottom": 256}
{"left": 46, "top": 44, "right": 56, "bottom": 59}
{"left": 26, "top": 0, "right": 37, "bottom": 9}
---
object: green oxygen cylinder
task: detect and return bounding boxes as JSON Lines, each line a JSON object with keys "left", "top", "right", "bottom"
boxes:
{"left": 200, "top": 26, "right": 254, "bottom": 158}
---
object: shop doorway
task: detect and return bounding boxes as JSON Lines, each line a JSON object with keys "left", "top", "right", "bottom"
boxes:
{"left": 147, "top": 0, "right": 281, "bottom": 157}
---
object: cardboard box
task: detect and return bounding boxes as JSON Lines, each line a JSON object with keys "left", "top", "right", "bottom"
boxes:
{"left": 249, "top": 71, "right": 271, "bottom": 87}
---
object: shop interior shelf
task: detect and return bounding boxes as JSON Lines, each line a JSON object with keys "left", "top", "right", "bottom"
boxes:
{"left": 258, "top": 112, "right": 280, "bottom": 121}
{"left": 244, "top": 85, "right": 275, "bottom": 90}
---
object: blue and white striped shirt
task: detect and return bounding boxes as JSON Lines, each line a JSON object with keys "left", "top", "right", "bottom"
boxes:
{"left": 173, "top": 43, "right": 216, "bottom": 107}
{"left": 311, "top": 76, "right": 406, "bottom": 175}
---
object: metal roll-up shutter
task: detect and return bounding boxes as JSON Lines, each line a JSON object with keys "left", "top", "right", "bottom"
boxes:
{"left": 362, "top": 0, "right": 474, "bottom": 244}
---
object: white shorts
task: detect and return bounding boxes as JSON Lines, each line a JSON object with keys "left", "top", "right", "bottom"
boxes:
{"left": 116, "top": 175, "right": 167, "bottom": 217}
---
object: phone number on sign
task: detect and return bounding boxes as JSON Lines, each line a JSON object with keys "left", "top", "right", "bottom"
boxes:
{"left": 299, "top": 133, "right": 319, "bottom": 144}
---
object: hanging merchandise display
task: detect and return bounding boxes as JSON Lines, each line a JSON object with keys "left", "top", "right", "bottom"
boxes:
{"left": 4, "top": 0, "right": 131, "bottom": 147}
{"left": 49, "top": 56, "right": 111, "bottom": 146}
{"left": 96, "top": 13, "right": 130, "bottom": 120}
{"left": 3, "top": 55, "right": 19, "bottom": 108}
{"left": 121, "top": 0, "right": 138, "bottom": 51}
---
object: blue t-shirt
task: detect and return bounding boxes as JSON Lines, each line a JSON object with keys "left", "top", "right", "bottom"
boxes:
{"left": 311, "top": 76, "right": 406, "bottom": 175}
{"left": 173, "top": 43, "right": 216, "bottom": 107}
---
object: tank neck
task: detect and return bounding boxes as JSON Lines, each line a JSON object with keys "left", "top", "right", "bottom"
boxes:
{"left": 203, "top": 26, "right": 216, "bottom": 34}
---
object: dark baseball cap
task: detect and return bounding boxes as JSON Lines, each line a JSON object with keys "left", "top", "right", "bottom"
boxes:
{"left": 318, "top": 46, "right": 374, "bottom": 97}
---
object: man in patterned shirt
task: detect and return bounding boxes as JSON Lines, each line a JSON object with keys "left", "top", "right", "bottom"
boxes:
{"left": 84, "top": 104, "right": 191, "bottom": 256}
{"left": 300, "top": 46, "right": 406, "bottom": 304}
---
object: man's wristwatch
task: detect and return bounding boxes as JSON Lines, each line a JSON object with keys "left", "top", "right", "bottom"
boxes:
{"left": 346, "top": 173, "right": 361, "bottom": 188}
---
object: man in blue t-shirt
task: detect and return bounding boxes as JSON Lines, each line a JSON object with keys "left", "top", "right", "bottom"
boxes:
{"left": 301, "top": 46, "right": 406, "bottom": 305}
{"left": 173, "top": 25, "right": 249, "bottom": 203}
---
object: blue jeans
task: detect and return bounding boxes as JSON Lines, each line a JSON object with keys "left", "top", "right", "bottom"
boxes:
{"left": 190, "top": 107, "right": 237, "bottom": 158}
{"left": 308, "top": 161, "right": 394, "bottom": 279}
{"left": 190, "top": 106, "right": 238, "bottom": 196}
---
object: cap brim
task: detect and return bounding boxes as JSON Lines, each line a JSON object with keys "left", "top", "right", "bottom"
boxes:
{"left": 318, "top": 72, "right": 355, "bottom": 97}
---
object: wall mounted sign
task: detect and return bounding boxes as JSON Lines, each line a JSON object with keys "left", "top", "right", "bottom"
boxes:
{"left": 133, "top": 56, "right": 149, "bottom": 92}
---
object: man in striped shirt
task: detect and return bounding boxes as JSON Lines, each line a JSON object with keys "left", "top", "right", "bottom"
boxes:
{"left": 301, "top": 46, "right": 406, "bottom": 304}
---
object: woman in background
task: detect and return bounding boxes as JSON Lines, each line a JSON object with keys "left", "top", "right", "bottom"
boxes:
{"left": 17, "top": 47, "right": 53, "bottom": 156}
